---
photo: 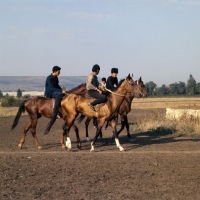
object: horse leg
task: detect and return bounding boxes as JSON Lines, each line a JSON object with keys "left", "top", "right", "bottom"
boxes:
{"left": 30, "top": 118, "right": 42, "bottom": 149}
{"left": 116, "top": 115, "right": 125, "bottom": 137}
{"left": 64, "top": 116, "right": 77, "bottom": 151}
{"left": 18, "top": 121, "right": 31, "bottom": 149}
{"left": 110, "top": 118, "right": 124, "bottom": 151}
{"left": 61, "top": 124, "right": 67, "bottom": 148}
{"left": 104, "top": 120, "right": 110, "bottom": 130}
{"left": 85, "top": 117, "right": 92, "bottom": 142}
{"left": 124, "top": 116, "right": 134, "bottom": 142}
{"left": 90, "top": 127, "right": 102, "bottom": 152}
{"left": 72, "top": 123, "right": 81, "bottom": 149}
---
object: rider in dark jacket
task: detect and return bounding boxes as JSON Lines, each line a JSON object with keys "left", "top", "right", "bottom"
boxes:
{"left": 106, "top": 68, "right": 119, "bottom": 91}
{"left": 44, "top": 66, "right": 66, "bottom": 116}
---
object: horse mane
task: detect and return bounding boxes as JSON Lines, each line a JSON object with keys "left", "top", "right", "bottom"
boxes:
{"left": 68, "top": 83, "right": 86, "bottom": 93}
{"left": 118, "top": 79, "right": 125, "bottom": 87}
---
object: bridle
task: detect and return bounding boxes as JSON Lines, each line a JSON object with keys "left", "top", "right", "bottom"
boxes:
{"left": 104, "top": 78, "right": 134, "bottom": 97}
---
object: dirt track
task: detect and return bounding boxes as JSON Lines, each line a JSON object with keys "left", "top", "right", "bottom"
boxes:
{"left": 1, "top": 109, "right": 200, "bottom": 200}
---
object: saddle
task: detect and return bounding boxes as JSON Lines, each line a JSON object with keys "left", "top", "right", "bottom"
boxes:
{"left": 85, "top": 93, "right": 107, "bottom": 111}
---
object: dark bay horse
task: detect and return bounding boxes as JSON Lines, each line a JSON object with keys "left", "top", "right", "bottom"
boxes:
{"left": 44, "top": 74, "right": 143, "bottom": 151}
{"left": 11, "top": 83, "right": 87, "bottom": 149}
{"left": 77, "top": 77, "right": 148, "bottom": 142}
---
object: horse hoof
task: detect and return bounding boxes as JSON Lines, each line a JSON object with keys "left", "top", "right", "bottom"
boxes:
{"left": 86, "top": 137, "right": 91, "bottom": 142}
{"left": 18, "top": 144, "right": 22, "bottom": 149}
{"left": 38, "top": 146, "right": 42, "bottom": 150}
{"left": 77, "top": 145, "right": 81, "bottom": 150}
{"left": 67, "top": 148, "right": 72, "bottom": 152}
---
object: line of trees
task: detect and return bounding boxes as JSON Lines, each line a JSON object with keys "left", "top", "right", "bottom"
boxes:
{"left": 145, "top": 74, "right": 200, "bottom": 96}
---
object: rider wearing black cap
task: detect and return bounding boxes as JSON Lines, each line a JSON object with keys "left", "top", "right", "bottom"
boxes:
{"left": 86, "top": 64, "right": 107, "bottom": 112}
{"left": 106, "top": 68, "right": 119, "bottom": 91}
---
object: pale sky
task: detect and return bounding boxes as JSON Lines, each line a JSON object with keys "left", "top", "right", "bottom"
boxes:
{"left": 0, "top": 0, "right": 200, "bottom": 86}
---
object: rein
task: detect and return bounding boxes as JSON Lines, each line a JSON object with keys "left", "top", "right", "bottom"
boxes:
{"left": 104, "top": 79, "right": 134, "bottom": 97}
{"left": 104, "top": 87, "right": 125, "bottom": 97}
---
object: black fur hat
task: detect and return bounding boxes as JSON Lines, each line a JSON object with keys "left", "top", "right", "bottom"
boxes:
{"left": 111, "top": 68, "right": 118, "bottom": 73}
{"left": 52, "top": 66, "right": 61, "bottom": 72}
{"left": 102, "top": 77, "right": 106, "bottom": 81}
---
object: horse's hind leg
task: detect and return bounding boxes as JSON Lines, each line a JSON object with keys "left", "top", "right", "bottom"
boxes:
{"left": 18, "top": 121, "right": 31, "bottom": 149}
{"left": 30, "top": 118, "right": 42, "bottom": 149}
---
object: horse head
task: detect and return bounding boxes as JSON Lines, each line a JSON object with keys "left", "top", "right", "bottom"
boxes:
{"left": 123, "top": 73, "right": 135, "bottom": 94}
{"left": 135, "top": 77, "right": 148, "bottom": 98}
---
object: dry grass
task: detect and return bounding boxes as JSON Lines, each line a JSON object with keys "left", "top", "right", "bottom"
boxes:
{"left": 130, "top": 97, "right": 200, "bottom": 137}
{"left": 131, "top": 109, "right": 200, "bottom": 138}
{"left": 0, "top": 107, "right": 20, "bottom": 117}
{"left": 131, "top": 97, "right": 200, "bottom": 109}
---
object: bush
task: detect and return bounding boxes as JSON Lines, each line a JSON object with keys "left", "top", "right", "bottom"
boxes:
{"left": 1, "top": 96, "right": 24, "bottom": 107}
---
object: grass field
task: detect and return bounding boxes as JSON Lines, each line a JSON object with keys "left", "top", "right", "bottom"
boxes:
{"left": 1, "top": 97, "right": 200, "bottom": 117}
{"left": 131, "top": 97, "right": 200, "bottom": 109}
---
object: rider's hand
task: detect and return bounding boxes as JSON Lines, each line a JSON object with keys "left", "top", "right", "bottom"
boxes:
{"left": 62, "top": 90, "right": 67, "bottom": 94}
{"left": 97, "top": 89, "right": 102, "bottom": 94}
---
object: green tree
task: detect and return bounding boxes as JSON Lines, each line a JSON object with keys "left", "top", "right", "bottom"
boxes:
{"left": 145, "top": 81, "right": 157, "bottom": 95}
{"left": 196, "top": 83, "right": 200, "bottom": 94}
{"left": 177, "top": 81, "right": 186, "bottom": 94}
{"left": 17, "top": 89, "right": 22, "bottom": 98}
{"left": 0, "top": 90, "right": 3, "bottom": 98}
{"left": 154, "top": 84, "right": 168, "bottom": 95}
{"left": 168, "top": 82, "right": 178, "bottom": 94}
{"left": 186, "top": 74, "right": 196, "bottom": 95}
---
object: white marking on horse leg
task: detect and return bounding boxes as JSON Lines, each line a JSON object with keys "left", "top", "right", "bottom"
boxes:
{"left": 115, "top": 138, "right": 124, "bottom": 151}
{"left": 90, "top": 142, "right": 94, "bottom": 151}
{"left": 65, "top": 137, "right": 71, "bottom": 150}
{"left": 87, "top": 137, "right": 91, "bottom": 142}
{"left": 115, "top": 138, "right": 120, "bottom": 147}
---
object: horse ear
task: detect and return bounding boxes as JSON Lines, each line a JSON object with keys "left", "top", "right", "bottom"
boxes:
{"left": 127, "top": 73, "right": 130, "bottom": 78}
{"left": 139, "top": 76, "right": 142, "bottom": 81}
{"left": 130, "top": 73, "right": 133, "bottom": 78}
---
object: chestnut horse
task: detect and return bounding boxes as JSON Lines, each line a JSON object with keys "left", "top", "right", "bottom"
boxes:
{"left": 10, "top": 83, "right": 87, "bottom": 149}
{"left": 79, "top": 77, "right": 148, "bottom": 142}
{"left": 44, "top": 74, "right": 143, "bottom": 151}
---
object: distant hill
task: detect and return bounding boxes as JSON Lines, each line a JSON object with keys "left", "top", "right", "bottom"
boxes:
{"left": 0, "top": 76, "right": 87, "bottom": 92}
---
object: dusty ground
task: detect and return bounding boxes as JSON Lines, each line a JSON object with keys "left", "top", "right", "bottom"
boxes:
{"left": 1, "top": 108, "right": 200, "bottom": 200}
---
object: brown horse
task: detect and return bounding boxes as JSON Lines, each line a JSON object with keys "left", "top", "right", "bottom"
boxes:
{"left": 44, "top": 74, "right": 143, "bottom": 151}
{"left": 11, "top": 83, "right": 87, "bottom": 149}
{"left": 78, "top": 77, "right": 148, "bottom": 142}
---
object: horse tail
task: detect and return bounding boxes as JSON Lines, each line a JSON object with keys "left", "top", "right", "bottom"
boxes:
{"left": 76, "top": 114, "right": 86, "bottom": 123}
{"left": 11, "top": 100, "right": 26, "bottom": 130}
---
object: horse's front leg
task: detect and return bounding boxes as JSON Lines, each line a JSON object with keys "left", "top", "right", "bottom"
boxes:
{"left": 61, "top": 124, "right": 67, "bottom": 148}
{"left": 85, "top": 117, "right": 92, "bottom": 142}
{"left": 110, "top": 118, "right": 124, "bottom": 151}
{"left": 64, "top": 115, "right": 77, "bottom": 151}
{"left": 124, "top": 116, "right": 134, "bottom": 142}
{"left": 72, "top": 123, "right": 81, "bottom": 149}
{"left": 90, "top": 127, "right": 102, "bottom": 152}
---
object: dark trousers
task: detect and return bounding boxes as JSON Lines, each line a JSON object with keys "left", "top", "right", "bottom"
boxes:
{"left": 88, "top": 90, "right": 107, "bottom": 106}
{"left": 51, "top": 91, "right": 63, "bottom": 110}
